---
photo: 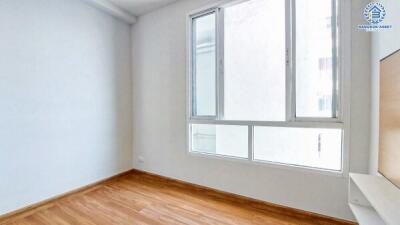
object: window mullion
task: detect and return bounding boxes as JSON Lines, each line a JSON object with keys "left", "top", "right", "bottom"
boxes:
{"left": 216, "top": 8, "right": 225, "bottom": 121}
{"left": 291, "top": 0, "right": 297, "bottom": 122}
{"left": 191, "top": 16, "right": 197, "bottom": 118}
{"left": 286, "top": 0, "right": 296, "bottom": 122}
{"left": 331, "top": 0, "right": 339, "bottom": 119}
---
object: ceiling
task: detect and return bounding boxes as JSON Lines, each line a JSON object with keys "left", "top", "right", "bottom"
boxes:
{"left": 107, "top": 0, "right": 178, "bottom": 16}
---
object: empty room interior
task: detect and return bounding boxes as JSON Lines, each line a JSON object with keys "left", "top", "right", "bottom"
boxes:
{"left": 1, "top": 0, "right": 400, "bottom": 224}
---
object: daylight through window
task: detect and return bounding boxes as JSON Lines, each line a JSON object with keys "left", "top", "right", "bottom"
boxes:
{"left": 188, "top": 0, "right": 343, "bottom": 172}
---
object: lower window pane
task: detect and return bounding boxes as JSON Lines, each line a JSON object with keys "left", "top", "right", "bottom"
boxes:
{"left": 191, "top": 124, "right": 248, "bottom": 158}
{"left": 254, "top": 127, "right": 342, "bottom": 171}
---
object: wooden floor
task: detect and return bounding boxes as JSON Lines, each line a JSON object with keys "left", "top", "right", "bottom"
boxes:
{"left": 0, "top": 170, "right": 355, "bottom": 225}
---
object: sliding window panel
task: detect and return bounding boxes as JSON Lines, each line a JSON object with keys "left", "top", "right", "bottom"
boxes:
{"left": 254, "top": 127, "right": 342, "bottom": 171}
{"left": 295, "top": 0, "right": 338, "bottom": 118}
{"left": 223, "top": 0, "right": 286, "bottom": 121}
{"left": 192, "top": 13, "right": 217, "bottom": 117}
{"left": 191, "top": 124, "right": 248, "bottom": 158}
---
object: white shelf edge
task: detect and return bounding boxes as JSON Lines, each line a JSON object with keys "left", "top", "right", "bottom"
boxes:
{"left": 349, "top": 203, "right": 385, "bottom": 225}
{"left": 350, "top": 173, "right": 400, "bottom": 225}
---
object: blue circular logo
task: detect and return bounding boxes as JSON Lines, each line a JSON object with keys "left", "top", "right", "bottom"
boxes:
{"left": 364, "top": 2, "right": 386, "bottom": 24}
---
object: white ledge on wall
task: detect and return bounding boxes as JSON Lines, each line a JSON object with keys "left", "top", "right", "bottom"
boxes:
{"left": 81, "top": 0, "right": 137, "bottom": 24}
{"left": 349, "top": 173, "right": 400, "bottom": 225}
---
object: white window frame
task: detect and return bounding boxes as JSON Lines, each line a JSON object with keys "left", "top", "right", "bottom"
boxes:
{"left": 190, "top": 8, "right": 220, "bottom": 120}
{"left": 186, "top": 0, "right": 351, "bottom": 176}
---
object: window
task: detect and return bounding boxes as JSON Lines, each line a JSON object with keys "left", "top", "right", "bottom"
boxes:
{"left": 295, "top": 0, "right": 338, "bottom": 118}
{"left": 191, "top": 124, "right": 248, "bottom": 158}
{"left": 191, "top": 12, "right": 217, "bottom": 117}
{"left": 223, "top": 0, "right": 286, "bottom": 121}
{"left": 253, "top": 127, "right": 342, "bottom": 171}
{"left": 188, "top": 0, "right": 344, "bottom": 172}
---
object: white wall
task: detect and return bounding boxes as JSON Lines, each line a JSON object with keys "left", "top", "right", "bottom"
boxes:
{"left": 370, "top": 0, "right": 400, "bottom": 175}
{"left": 132, "top": 0, "right": 371, "bottom": 220}
{"left": 0, "top": 0, "right": 132, "bottom": 215}
{"left": 350, "top": 0, "right": 372, "bottom": 174}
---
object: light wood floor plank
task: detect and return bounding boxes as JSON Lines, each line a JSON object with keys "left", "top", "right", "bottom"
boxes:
{"left": 0, "top": 170, "right": 356, "bottom": 225}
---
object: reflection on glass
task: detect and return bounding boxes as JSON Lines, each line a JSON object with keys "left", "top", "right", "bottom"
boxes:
{"left": 254, "top": 127, "right": 342, "bottom": 171}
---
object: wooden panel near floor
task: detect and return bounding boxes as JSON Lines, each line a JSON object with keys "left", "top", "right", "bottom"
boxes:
{"left": 0, "top": 169, "right": 356, "bottom": 225}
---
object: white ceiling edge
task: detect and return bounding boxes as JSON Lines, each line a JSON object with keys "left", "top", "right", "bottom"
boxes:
{"left": 81, "top": 0, "right": 137, "bottom": 24}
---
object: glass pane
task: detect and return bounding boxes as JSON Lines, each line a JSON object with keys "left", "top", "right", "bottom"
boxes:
{"left": 296, "top": 0, "right": 337, "bottom": 118}
{"left": 191, "top": 124, "right": 248, "bottom": 158}
{"left": 254, "top": 127, "right": 342, "bottom": 171}
{"left": 192, "top": 13, "right": 217, "bottom": 117}
{"left": 224, "top": 0, "right": 286, "bottom": 121}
